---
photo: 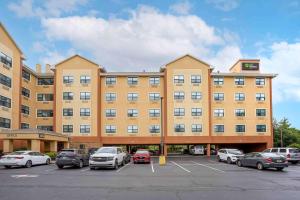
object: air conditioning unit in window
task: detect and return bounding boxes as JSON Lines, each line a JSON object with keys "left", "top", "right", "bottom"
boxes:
{"left": 2, "top": 85, "right": 10, "bottom": 91}
{"left": 1, "top": 63, "right": 10, "bottom": 70}
{"left": 1, "top": 106, "right": 9, "bottom": 111}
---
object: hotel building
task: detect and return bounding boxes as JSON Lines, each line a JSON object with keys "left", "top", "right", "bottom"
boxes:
{"left": 0, "top": 23, "right": 277, "bottom": 155}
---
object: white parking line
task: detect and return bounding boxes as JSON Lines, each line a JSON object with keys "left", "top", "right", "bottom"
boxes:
{"left": 192, "top": 161, "right": 225, "bottom": 173}
{"left": 11, "top": 174, "right": 39, "bottom": 178}
{"left": 45, "top": 168, "right": 56, "bottom": 172}
{"left": 171, "top": 161, "right": 191, "bottom": 173}
{"left": 116, "top": 162, "right": 131, "bottom": 173}
{"left": 80, "top": 168, "right": 90, "bottom": 172}
{"left": 151, "top": 161, "right": 155, "bottom": 173}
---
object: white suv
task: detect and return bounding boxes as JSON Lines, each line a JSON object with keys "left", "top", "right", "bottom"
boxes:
{"left": 263, "top": 148, "right": 300, "bottom": 164}
{"left": 217, "top": 149, "right": 244, "bottom": 164}
{"left": 89, "top": 147, "right": 126, "bottom": 170}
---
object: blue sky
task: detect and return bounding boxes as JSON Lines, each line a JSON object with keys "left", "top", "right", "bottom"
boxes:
{"left": 1, "top": 0, "right": 300, "bottom": 128}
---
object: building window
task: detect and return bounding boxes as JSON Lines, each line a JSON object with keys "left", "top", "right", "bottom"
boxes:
{"left": 149, "top": 93, "right": 160, "bottom": 101}
{"left": 256, "top": 109, "right": 266, "bottom": 117}
{"left": 149, "top": 77, "right": 160, "bottom": 85}
{"left": 0, "top": 73, "right": 11, "bottom": 88}
{"left": 21, "top": 123, "right": 29, "bottom": 129}
{"left": 235, "top": 109, "right": 245, "bottom": 117}
{"left": 63, "top": 76, "right": 74, "bottom": 84}
{"left": 192, "top": 124, "right": 202, "bottom": 133}
{"left": 191, "top": 75, "right": 201, "bottom": 84}
{"left": 214, "top": 125, "right": 224, "bottom": 133}
{"left": 80, "top": 92, "right": 91, "bottom": 100}
{"left": 174, "top": 92, "right": 185, "bottom": 100}
{"left": 149, "top": 109, "right": 160, "bottom": 117}
{"left": 38, "top": 78, "right": 54, "bottom": 85}
{"left": 174, "top": 108, "right": 185, "bottom": 116}
{"left": 21, "top": 105, "right": 30, "bottom": 115}
{"left": 0, "top": 95, "right": 11, "bottom": 108}
{"left": 149, "top": 125, "right": 160, "bottom": 133}
{"left": 37, "top": 126, "right": 53, "bottom": 131}
{"left": 235, "top": 77, "right": 245, "bottom": 85}
{"left": 256, "top": 77, "right": 265, "bottom": 86}
{"left": 37, "top": 110, "right": 53, "bottom": 117}
{"left": 106, "top": 93, "right": 116, "bottom": 101}
{"left": 256, "top": 125, "right": 266, "bottom": 132}
{"left": 128, "top": 109, "right": 138, "bottom": 117}
{"left": 174, "top": 75, "right": 184, "bottom": 84}
{"left": 128, "top": 93, "right": 138, "bottom": 101}
{"left": 214, "top": 93, "right": 224, "bottom": 101}
{"left": 235, "top": 93, "right": 245, "bottom": 101}
{"left": 236, "top": 125, "right": 245, "bottom": 133}
{"left": 63, "top": 108, "right": 73, "bottom": 116}
{"left": 213, "top": 77, "right": 224, "bottom": 85}
{"left": 128, "top": 125, "right": 138, "bottom": 133}
{"left": 21, "top": 87, "right": 30, "bottom": 98}
{"left": 106, "top": 109, "right": 116, "bottom": 117}
{"left": 63, "top": 92, "right": 74, "bottom": 100}
{"left": 128, "top": 77, "right": 138, "bottom": 85}
{"left": 256, "top": 93, "right": 265, "bottom": 101}
{"left": 63, "top": 125, "right": 73, "bottom": 133}
{"left": 80, "top": 75, "right": 91, "bottom": 84}
{"left": 191, "top": 92, "right": 202, "bottom": 100}
{"left": 106, "top": 77, "right": 116, "bottom": 85}
{"left": 80, "top": 108, "right": 90, "bottom": 116}
{"left": 0, "top": 52, "right": 12, "bottom": 67}
{"left": 37, "top": 93, "right": 53, "bottom": 101}
{"left": 105, "top": 125, "right": 116, "bottom": 133}
{"left": 80, "top": 125, "right": 91, "bottom": 134}
{"left": 0, "top": 117, "right": 10, "bottom": 128}
{"left": 191, "top": 108, "right": 202, "bottom": 116}
{"left": 174, "top": 124, "right": 185, "bottom": 132}
{"left": 214, "top": 109, "right": 224, "bottom": 117}
{"left": 22, "top": 70, "right": 31, "bottom": 81}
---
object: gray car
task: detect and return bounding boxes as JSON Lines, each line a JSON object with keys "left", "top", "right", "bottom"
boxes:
{"left": 56, "top": 149, "right": 89, "bottom": 169}
{"left": 236, "top": 152, "right": 288, "bottom": 171}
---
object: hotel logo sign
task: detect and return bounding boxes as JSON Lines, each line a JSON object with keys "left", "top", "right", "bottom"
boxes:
{"left": 242, "top": 63, "right": 259, "bottom": 71}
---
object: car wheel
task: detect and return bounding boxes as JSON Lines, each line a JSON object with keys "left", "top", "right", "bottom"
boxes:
{"left": 217, "top": 156, "right": 221, "bottom": 162}
{"left": 227, "top": 157, "right": 232, "bottom": 164}
{"left": 237, "top": 160, "right": 243, "bottom": 167}
{"left": 122, "top": 159, "right": 126, "bottom": 166}
{"left": 25, "top": 160, "right": 32, "bottom": 168}
{"left": 90, "top": 167, "right": 95, "bottom": 170}
{"left": 114, "top": 160, "right": 119, "bottom": 169}
{"left": 257, "top": 162, "right": 264, "bottom": 170}
{"left": 276, "top": 167, "right": 284, "bottom": 171}
{"left": 46, "top": 158, "right": 50, "bottom": 165}
{"left": 4, "top": 165, "right": 11, "bottom": 169}
{"left": 57, "top": 165, "right": 64, "bottom": 169}
{"left": 78, "top": 160, "right": 83, "bottom": 168}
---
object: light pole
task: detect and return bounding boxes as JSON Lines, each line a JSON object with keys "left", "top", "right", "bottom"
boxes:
{"left": 160, "top": 97, "right": 164, "bottom": 155}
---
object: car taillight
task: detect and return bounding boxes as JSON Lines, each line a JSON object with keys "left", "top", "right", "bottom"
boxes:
{"left": 287, "top": 154, "right": 291, "bottom": 158}
{"left": 264, "top": 157, "right": 273, "bottom": 163}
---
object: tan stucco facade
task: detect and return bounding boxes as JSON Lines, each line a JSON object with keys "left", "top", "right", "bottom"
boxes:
{"left": 0, "top": 22, "right": 277, "bottom": 154}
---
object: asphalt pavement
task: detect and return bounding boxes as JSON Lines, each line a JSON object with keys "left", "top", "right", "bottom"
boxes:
{"left": 0, "top": 156, "right": 299, "bottom": 200}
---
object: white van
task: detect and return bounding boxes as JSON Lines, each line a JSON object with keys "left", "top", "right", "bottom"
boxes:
{"left": 189, "top": 145, "right": 204, "bottom": 155}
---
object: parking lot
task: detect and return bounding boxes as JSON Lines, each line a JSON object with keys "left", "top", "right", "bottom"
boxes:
{"left": 0, "top": 156, "right": 300, "bottom": 200}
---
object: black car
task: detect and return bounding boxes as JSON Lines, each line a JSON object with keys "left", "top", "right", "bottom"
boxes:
{"left": 56, "top": 149, "right": 89, "bottom": 169}
{"left": 237, "top": 152, "right": 288, "bottom": 171}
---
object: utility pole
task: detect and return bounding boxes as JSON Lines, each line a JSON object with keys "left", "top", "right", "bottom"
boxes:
{"left": 280, "top": 128, "right": 283, "bottom": 147}
{"left": 159, "top": 97, "right": 166, "bottom": 165}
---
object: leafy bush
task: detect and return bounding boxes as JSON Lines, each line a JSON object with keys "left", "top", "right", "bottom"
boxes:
{"left": 45, "top": 152, "right": 57, "bottom": 160}
{"left": 288, "top": 143, "right": 300, "bottom": 149}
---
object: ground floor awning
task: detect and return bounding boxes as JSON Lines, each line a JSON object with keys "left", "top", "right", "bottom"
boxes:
{"left": 0, "top": 128, "right": 69, "bottom": 153}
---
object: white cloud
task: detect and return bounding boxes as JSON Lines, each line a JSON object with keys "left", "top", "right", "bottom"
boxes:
{"left": 206, "top": 0, "right": 239, "bottom": 11}
{"left": 41, "top": 5, "right": 241, "bottom": 72}
{"left": 8, "top": 0, "right": 87, "bottom": 18}
{"left": 260, "top": 42, "right": 300, "bottom": 102}
{"left": 169, "top": 1, "right": 192, "bottom": 15}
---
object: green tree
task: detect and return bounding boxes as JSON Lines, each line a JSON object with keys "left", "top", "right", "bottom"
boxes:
{"left": 273, "top": 118, "right": 300, "bottom": 147}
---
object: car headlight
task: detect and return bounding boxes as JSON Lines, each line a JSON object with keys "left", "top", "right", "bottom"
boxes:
{"left": 107, "top": 157, "right": 114, "bottom": 161}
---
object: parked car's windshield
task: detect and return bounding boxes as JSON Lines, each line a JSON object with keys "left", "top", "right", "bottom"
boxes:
{"left": 96, "top": 148, "right": 117, "bottom": 154}
{"left": 136, "top": 150, "right": 149, "bottom": 154}
{"left": 227, "top": 150, "right": 243, "bottom": 155}
{"left": 59, "top": 151, "right": 75, "bottom": 156}
{"left": 289, "top": 149, "right": 300, "bottom": 153}
{"left": 9, "top": 151, "right": 27, "bottom": 155}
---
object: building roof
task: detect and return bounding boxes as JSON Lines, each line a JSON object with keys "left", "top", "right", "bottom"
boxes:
{"left": 100, "top": 72, "right": 164, "bottom": 76}
{"left": 229, "top": 59, "right": 260, "bottom": 71}
{"left": 23, "top": 65, "right": 54, "bottom": 78}
{"left": 0, "top": 22, "right": 25, "bottom": 59}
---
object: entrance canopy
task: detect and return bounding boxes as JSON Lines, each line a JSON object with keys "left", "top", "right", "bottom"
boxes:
{"left": 0, "top": 129, "right": 69, "bottom": 153}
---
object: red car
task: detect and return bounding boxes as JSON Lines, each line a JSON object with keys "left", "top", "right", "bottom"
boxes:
{"left": 133, "top": 149, "right": 151, "bottom": 164}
